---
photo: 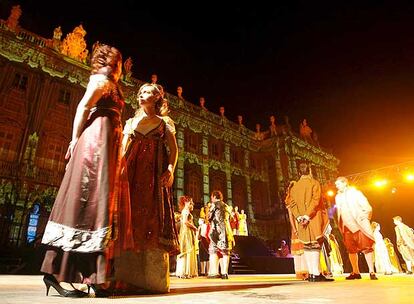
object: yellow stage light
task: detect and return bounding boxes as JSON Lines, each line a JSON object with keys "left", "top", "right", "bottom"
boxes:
{"left": 326, "top": 190, "right": 335, "bottom": 197}
{"left": 373, "top": 179, "right": 388, "bottom": 188}
{"left": 404, "top": 173, "right": 414, "bottom": 182}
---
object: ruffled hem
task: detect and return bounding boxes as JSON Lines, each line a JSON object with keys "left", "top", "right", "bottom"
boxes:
{"left": 41, "top": 220, "right": 111, "bottom": 252}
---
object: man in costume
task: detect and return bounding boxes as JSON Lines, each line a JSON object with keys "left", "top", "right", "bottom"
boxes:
{"left": 286, "top": 163, "right": 333, "bottom": 282}
{"left": 393, "top": 216, "right": 414, "bottom": 274}
{"left": 334, "top": 176, "right": 378, "bottom": 280}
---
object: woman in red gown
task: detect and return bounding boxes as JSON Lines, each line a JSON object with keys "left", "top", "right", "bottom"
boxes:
{"left": 116, "top": 83, "right": 179, "bottom": 293}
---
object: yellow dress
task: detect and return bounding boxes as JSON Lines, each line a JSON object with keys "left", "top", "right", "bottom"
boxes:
{"left": 238, "top": 213, "right": 248, "bottom": 236}
{"left": 385, "top": 239, "right": 403, "bottom": 273}
{"left": 328, "top": 236, "right": 344, "bottom": 274}
{"left": 175, "top": 209, "right": 198, "bottom": 278}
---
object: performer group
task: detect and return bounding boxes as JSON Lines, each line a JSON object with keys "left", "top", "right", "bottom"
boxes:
{"left": 39, "top": 43, "right": 414, "bottom": 298}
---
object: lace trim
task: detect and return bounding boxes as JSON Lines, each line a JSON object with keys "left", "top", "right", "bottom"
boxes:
{"left": 41, "top": 221, "right": 111, "bottom": 252}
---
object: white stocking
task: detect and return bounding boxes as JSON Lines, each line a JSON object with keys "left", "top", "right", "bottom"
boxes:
{"left": 208, "top": 253, "right": 219, "bottom": 276}
{"left": 220, "top": 254, "right": 230, "bottom": 275}
{"left": 364, "top": 251, "right": 375, "bottom": 273}
{"left": 406, "top": 260, "right": 412, "bottom": 272}
{"left": 304, "top": 250, "right": 320, "bottom": 276}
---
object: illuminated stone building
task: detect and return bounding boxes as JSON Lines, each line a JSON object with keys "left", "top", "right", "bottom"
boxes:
{"left": 0, "top": 7, "right": 339, "bottom": 248}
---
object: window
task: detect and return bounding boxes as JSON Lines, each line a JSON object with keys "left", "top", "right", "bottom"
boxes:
{"left": 250, "top": 154, "right": 257, "bottom": 170}
{"left": 12, "top": 73, "right": 28, "bottom": 91}
{"left": 58, "top": 89, "right": 71, "bottom": 105}
{"left": 211, "top": 143, "right": 219, "bottom": 157}
{"left": 38, "top": 137, "right": 66, "bottom": 171}
{"left": 209, "top": 139, "right": 223, "bottom": 160}
{"left": 185, "top": 131, "right": 200, "bottom": 153}
{"left": 187, "top": 177, "right": 201, "bottom": 205}
{"left": 0, "top": 127, "right": 19, "bottom": 161}
{"left": 231, "top": 147, "right": 243, "bottom": 167}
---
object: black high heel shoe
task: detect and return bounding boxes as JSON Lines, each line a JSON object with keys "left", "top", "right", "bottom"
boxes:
{"left": 43, "top": 274, "right": 87, "bottom": 297}
{"left": 87, "top": 284, "right": 112, "bottom": 297}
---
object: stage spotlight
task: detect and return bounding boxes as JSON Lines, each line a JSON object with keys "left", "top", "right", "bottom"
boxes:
{"left": 391, "top": 187, "right": 397, "bottom": 194}
{"left": 326, "top": 190, "right": 335, "bottom": 197}
{"left": 373, "top": 179, "right": 388, "bottom": 188}
{"left": 404, "top": 173, "right": 414, "bottom": 182}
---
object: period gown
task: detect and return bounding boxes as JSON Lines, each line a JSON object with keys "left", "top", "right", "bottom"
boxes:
{"left": 238, "top": 212, "right": 248, "bottom": 236}
{"left": 384, "top": 238, "right": 403, "bottom": 273}
{"left": 114, "top": 115, "right": 179, "bottom": 293}
{"left": 328, "top": 235, "right": 344, "bottom": 275}
{"left": 41, "top": 75, "right": 132, "bottom": 284}
{"left": 175, "top": 208, "right": 198, "bottom": 278}
{"left": 373, "top": 226, "right": 393, "bottom": 274}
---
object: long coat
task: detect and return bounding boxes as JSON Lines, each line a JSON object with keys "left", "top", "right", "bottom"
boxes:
{"left": 287, "top": 175, "right": 328, "bottom": 244}
{"left": 335, "top": 187, "right": 374, "bottom": 240}
{"left": 208, "top": 200, "right": 234, "bottom": 254}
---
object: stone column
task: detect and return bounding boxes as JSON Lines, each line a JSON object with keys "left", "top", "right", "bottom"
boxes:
{"left": 224, "top": 143, "right": 232, "bottom": 205}
{"left": 175, "top": 127, "right": 185, "bottom": 199}
{"left": 202, "top": 135, "right": 210, "bottom": 203}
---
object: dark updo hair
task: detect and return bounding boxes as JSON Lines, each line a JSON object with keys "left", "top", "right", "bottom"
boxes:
{"left": 91, "top": 43, "right": 122, "bottom": 80}
{"left": 211, "top": 190, "right": 223, "bottom": 201}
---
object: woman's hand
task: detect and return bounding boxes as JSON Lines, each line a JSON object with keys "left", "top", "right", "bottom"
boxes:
{"left": 64, "top": 139, "right": 78, "bottom": 171}
{"left": 65, "top": 139, "right": 78, "bottom": 160}
{"left": 161, "top": 169, "right": 174, "bottom": 187}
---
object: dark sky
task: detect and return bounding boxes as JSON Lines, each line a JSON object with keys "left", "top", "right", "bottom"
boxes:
{"left": 2, "top": 1, "right": 414, "bottom": 175}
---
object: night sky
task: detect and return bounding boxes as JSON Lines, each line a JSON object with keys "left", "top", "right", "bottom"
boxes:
{"left": 2, "top": 1, "right": 414, "bottom": 175}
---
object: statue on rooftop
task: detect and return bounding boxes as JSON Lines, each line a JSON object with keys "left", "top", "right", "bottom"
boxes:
{"left": 6, "top": 5, "right": 22, "bottom": 32}
{"left": 254, "top": 123, "right": 264, "bottom": 141}
{"left": 51, "top": 26, "right": 63, "bottom": 51}
{"left": 237, "top": 115, "right": 246, "bottom": 134}
{"left": 123, "top": 57, "right": 133, "bottom": 81}
{"left": 269, "top": 115, "right": 277, "bottom": 136}
{"left": 150, "top": 74, "right": 158, "bottom": 84}
{"left": 199, "top": 97, "right": 207, "bottom": 110}
{"left": 61, "top": 24, "right": 89, "bottom": 63}
{"left": 176, "top": 86, "right": 183, "bottom": 99}
{"left": 53, "top": 26, "right": 63, "bottom": 40}
{"left": 299, "top": 118, "right": 313, "bottom": 143}
{"left": 219, "top": 106, "right": 227, "bottom": 126}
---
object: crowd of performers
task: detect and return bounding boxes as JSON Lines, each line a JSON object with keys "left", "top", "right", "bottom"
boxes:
{"left": 285, "top": 164, "right": 414, "bottom": 282}
{"left": 173, "top": 192, "right": 249, "bottom": 279}
{"left": 36, "top": 43, "right": 414, "bottom": 297}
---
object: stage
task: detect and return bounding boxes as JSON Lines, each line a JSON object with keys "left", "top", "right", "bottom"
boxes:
{"left": 0, "top": 273, "right": 413, "bottom": 303}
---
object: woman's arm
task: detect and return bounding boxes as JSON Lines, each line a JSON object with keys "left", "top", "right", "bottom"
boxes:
{"left": 184, "top": 215, "right": 197, "bottom": 231}
{"left": 65, "top": 78, "right": 104, "bottom": 160}
{"left": 160, "top": 126, "right": 178, "bottom": 187}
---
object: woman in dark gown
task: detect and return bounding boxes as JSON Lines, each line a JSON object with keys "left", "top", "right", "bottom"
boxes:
{"left": 115, "top": 83, "right": 179, "bottom": 293}
{"left": 40, "top": 43, "right": 132, "bottom": 297}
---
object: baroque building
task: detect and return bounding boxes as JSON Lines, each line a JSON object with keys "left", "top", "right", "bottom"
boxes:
{"left": 0, "top": 8, "right": 339, "bottom": 249}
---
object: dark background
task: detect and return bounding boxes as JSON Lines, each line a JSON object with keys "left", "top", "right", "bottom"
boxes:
{"left": 1, "top": 1, "right": 414, "bottom": 245}
{"left": 2, "top": 1, "right": 414, "bottom": 175}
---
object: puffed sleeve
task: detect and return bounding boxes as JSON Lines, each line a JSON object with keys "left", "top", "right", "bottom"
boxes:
{"left": 123, "top": 118, "right": 133, "bottom": 135}
{"left": 88, "top": 74, "right": 108, "bottom": 90}
{"left": 163, "top": 116, "right": 176, "bottom": 135}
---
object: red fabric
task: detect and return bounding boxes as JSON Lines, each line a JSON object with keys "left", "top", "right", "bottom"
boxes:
{"left": 343, "top": 226, "right": 374, "bottom": 254}
{"left": 125, "top": 121, "right": 179, "bottom": 254}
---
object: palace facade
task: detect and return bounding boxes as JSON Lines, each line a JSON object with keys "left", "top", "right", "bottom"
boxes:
{"left": 0, "top": 7, "right": 339, "bottom": 249}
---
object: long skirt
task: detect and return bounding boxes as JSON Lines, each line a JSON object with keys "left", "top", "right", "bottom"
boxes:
{"left": 41, "top": 112, "right": 122, "bottom": 284}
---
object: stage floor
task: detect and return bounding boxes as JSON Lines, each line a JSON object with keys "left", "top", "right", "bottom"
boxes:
{"left": 0, "top": 273, "right": 413, "bottom": 304}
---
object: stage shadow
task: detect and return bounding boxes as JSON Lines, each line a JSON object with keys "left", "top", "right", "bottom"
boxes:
{"left": 107, "top": 281, "right": 297, "bottom": 299}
